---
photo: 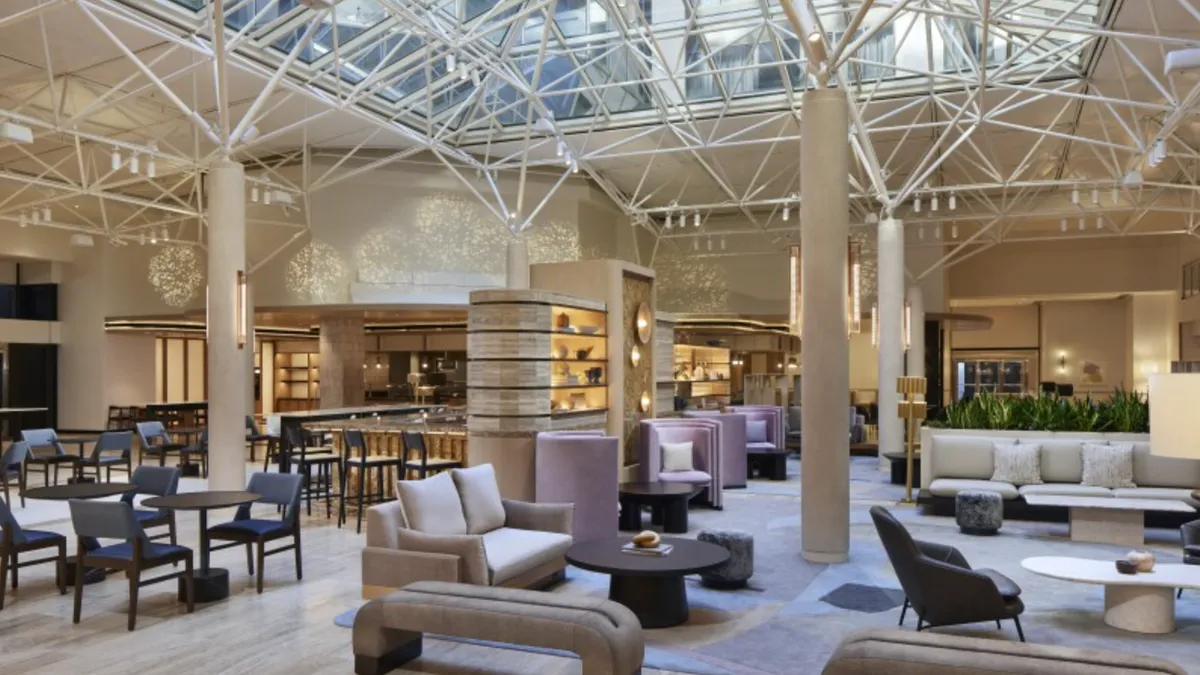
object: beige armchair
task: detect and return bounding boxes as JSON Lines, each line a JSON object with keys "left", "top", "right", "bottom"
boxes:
{"left": 362, "top": 463, "right": 573, "bottom": 599}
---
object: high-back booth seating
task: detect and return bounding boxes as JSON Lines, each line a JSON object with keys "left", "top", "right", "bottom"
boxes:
{"left": 638, "top": 418, "right": 723, "bottom": 509}
{"left": 683, "top": 411, "right": 747, "bottom": 489}
{"left": 536, "top": 431, "right": 619, "bottom": 543}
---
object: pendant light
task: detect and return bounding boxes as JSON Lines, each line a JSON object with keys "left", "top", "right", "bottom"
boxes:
{"left": 111, "top": 148, "right": 121, "bottom": 171}
{"left": 665, "top": 212, "right": 672, "bottom": 229}
{"left": 129, "top": 153, "right": 139, "bottom": 174}
{"left": 42, "top": 206, "right": 50, "bottom": 222}
{"left": 949, "top": 192, "right": 957, "bottom": 210}
{"left": 782, "top": 204, "right": 790, "bottom": 221}
{"left": 693, "top": 211, "right": 701, "bottom": 228}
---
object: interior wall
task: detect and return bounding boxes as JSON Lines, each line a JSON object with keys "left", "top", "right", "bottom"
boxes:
{"left": 950, "top": 305, "right": 1039, "bottom": 349}
{"left": 1039, "top": 298, "right": 1129, "bottom": 396}
{"left": 1128, "top": 292, "right": 1177, "bottom": 390}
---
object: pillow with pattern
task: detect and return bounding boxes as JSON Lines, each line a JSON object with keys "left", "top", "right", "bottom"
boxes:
{"left": 1081, "top": 442, "right": 1136, "bottom": 489}
{"left": 990, "top": 442, "right": 1043, "bottom": 486}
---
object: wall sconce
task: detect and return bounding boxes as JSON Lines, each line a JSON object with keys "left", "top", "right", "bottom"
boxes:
{"left": 630, "top": 345, "right": 641, "bottom": 367}
{"left": 1057, "top": 352, "right": 1067, "bottom": 372}
{"left": 870, "top": 300, "right": 912, "bottom": 351}
{"left": 236, "top": 270, "right": 247, "bottom": 349}
{"left": 639, "top": 391, "right": 651, "bottom": 413}
{"left": 790, "top": 241, "right": 862, "bottom": 338}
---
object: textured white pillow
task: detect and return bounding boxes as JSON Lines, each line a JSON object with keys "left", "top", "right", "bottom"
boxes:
{"left": 450, "top": 463, "right": 507, "bottom": 534}
{"left": 990, "top": 442, "right": 1043, "bottom": 486}
{"left": 1081, "top": 443, "right": 1136, "bottom": 489}
{"left": 661, "top": 442, "right": 695, "bottom": 472}
{"left": 747, "top": 420, "right": 768, "bottom": 443}
{"left": 395, "top": 471, "right": 468, "bottom": 535}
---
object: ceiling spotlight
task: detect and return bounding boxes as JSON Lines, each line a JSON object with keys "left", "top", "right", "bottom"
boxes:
{"left": 264, "top": 188, "right": 272, "bottom": 205}
{"left": 147, "top": 157, "right": 156, "bottom": 178}
{"left": 471, "top": 69, "right": 481, "bottom": 87}
{"left": 111, "top": 148, "right": 121, "bottom": 171}
{"left": 459, "top": 65, "right": 470, "bottom": 81}
{"left": 509, "top": 210, "right": 519, "bottom": 223}
{"left": 1122, "top": 170, "right": 1144, "bottom": 188}
{"left": 1060, "top": 218, "right": 1067, "bottom": 232}
{"left": 251, "top": 185, "right": 259, "bottom": 203}
{"left": 931, "top": 195, "right": 939, "bottom": 211}
{"left": 782, "top": 204, "right": 790, "bottom": 221}
{"left": 571, "top": 159, "right": 579, "bottom": 174}
{"left": 446, "top": 53, "right": 457, "bottom": 72}
{"left": 665, "top": 212, "right": 672, "bottom": 229}
{"left": 139, "top": 232, "right": 146, "bottom": 245}
{"left": 162, "top": 226, "right": 170, "bottom": 242}
{"left": 1078, "top": 217, "right": 1085, "bottom": 231}
{"left": 30, "top": 209, "right": 40, "bottom": 225}
{"left": 556, "top": 140, "right": 564, "bottom": 157}
{"left": 18, "top": 212, "right": 26, "bottom": 228}
{"left": 42, "top": 206, "right": 50, "bottom": 222}
{"left": 129, "top": 153, "right": 139, "bottom": 174}
{"left": 694, "top": 211, "right": 701, "bottom": 228}
{"left": 1071, "top": 187, "right": 1079, "bottom": 204}
{"left": 913, "top": 195, "right": 921, "bottom": 212}
{"left": 949, "top": 193, "right": 957, "bottom": 211}
{"left": 150, "top": 229, "right": 158, "bottom": 244}
{"left": 1097, "top": 216, "right": 1104, "bottom": 229}
{"left": 950, "top": 223, "right": 958, "bottom": 238}
{"left": 1091, "top": 187, "right": 1099, "bottom": 204}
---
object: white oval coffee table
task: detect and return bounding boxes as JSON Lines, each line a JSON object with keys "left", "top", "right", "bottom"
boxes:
{"left": 1022, "top": 556, "right": 1200, "bottom": 634}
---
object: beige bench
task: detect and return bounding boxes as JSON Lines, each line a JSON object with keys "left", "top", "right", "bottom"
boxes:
{"left": 352, "top": 581, "right": 644, "bottom": 675}
{"left": 822, "top": 629, "right": 1186, "bottom": 674}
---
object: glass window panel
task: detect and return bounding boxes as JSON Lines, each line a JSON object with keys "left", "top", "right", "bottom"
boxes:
{"left": 225, "top": 0, "right": 298, "bottom": 32}
{"left": 271, "top": 0, "right": 387, "bottom": 63}
{"left": 556, "top": 0, "right": 587, "bottom": 38}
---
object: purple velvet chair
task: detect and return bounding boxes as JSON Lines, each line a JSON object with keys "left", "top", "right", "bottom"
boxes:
{"left": 684, "top": 411, "right": 747, "bottom": 489}
{"left": 535, "top": 431, "right": 618, "bottom": 542}
{"left": 727, "top": 405, "right": 787, "bottom": 481}
{"left": 638, "top": 419, "right": 723, "bottom": 509}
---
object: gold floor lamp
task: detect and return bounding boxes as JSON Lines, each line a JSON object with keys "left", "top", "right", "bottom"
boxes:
{"left": 897, "top": 376, "right": 927, "bottom": 504}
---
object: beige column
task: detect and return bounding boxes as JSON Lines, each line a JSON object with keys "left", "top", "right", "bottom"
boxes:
{"left": 877, "top": 218, "right": 905, "bottom": 461}
{"left": 244, "top": 276, "right": 256, "bottom": 417}
{"left": 906, "top": 285, "right": 925, "bottom": 378}
{"left": 507, "top": 239, "right": 530, "bottom": 289}
{"left": 800, "top": 88, "right": 850, "bottom": 563}
{"left": 206, "top": 159, "right": 249, "bottom": 491}
{"left": 319, "top": 315, "right": 365, "bottom": 409}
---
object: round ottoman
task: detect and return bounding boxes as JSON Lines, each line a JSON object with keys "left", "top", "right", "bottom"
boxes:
{"left": 697, "top": 530, "right": 753, "bottom": 589}
{"left": 955, "top": 490, "right": 1003, "bottom": 535}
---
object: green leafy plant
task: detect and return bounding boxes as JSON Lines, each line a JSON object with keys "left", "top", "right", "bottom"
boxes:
{"left": 929, "top": 389, "right": 1149, "bottom": 433}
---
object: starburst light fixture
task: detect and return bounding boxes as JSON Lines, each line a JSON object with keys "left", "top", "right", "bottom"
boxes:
{"left": 148, "top": 245, "right": 204, "bottom": 307}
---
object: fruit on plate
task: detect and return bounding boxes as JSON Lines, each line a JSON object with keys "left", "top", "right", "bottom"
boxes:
{"left": 632, "top": 530, "right": 661, "bottom": 548}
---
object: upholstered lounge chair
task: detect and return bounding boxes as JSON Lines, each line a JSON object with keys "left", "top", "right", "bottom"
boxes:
{"left": 535, "top": 431, "right": 619, "bottom": 542}
{"left": 638, "top": 418, "right": 723, "bottom": 509}
{"left": 683, "top": 411, "right": 747, "bottom": 488}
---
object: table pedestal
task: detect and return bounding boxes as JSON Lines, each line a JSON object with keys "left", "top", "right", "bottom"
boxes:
{"left": 179, "top": 464, "right": 201, "bottom": 478}
{"left": 64, "top": 558, "right": 106, "bottom": 586}
{"left": 609, "top": 574, "right": 688, "bottom": 629}
{"left": 180, "top": 568, "right": 230, "bottom": 603}
{"left": 1104, "top": 584, "right": 1175, "bottom": 633}
{"left": 619, "top": 496, "right": 689, "bottom": 534}
{"left": 1068, "top": 508, "right": 1144, "bottom": 547}
{"left": 747, "top": 452, "right": 786, "bottom": 481}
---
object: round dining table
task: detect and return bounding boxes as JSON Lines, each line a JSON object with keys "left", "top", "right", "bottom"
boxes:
{"left": 24, "top": 482, "right": 134, "bottom": 585}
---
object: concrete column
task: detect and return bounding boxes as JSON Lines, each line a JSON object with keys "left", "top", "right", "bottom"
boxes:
{"left": 206, "top": 159, "right": 248, "bottom": 491}
{"left": 506, "top": 239, "right": 530, "bottom": 289}
{"left": 906, "top": 285, "right": 925, "bottom": 378}
{"left": 319, "top": 315, "right": 365, "bottom": 409}
{"left": 800, "top": 88, "right": 850, "bottom": 564}
{"left": 877, "top": 218, "right": 905, "bottom": 461}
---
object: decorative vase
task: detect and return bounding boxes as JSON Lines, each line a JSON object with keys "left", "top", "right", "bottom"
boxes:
{"left": 1126, "top": 550, "right": 1155, "bottom": 573}
{"left": 576, "top": 346, "right": 594, "bottom": 360}
{"left": 587, "top": 367, "right": 603, "bottom": 384}
{"left": 555, "top": 344, "right": 569, "bottom": 360}
{"left": 556, "top": 312, "right": 570, "bottom": 329}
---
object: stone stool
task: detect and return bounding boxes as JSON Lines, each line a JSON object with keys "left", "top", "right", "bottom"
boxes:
{"left": 955, "top": 490, "right": 1003, "bottom": 535}
{"left": 697, "top": 530, "right": 753, "bottom": 589}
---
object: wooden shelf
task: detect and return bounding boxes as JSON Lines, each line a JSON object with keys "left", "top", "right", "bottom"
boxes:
{"left": 549, "top": 384, "right": 607, "bottom": 390}
{"left": 552, "top": 331, "right": 606, "bottom": 338}
{"left": 550, "top": 358, "right": 607, "bottom": 363}
{"left": 551, "top": 408, "right": 608, "bottom": 417}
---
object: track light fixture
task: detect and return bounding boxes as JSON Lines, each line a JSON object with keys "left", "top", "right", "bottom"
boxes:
{"left": 446, "top": 53, "right": 457, "bottom": 72}
{"left": 720, "top": 236, "right": 726, "bottom": 250}
{"left": 913, "top": 194, "right": 921, "bottom": 212}
{"left": 129, "top": 153, "right": 139, "bottom": 174}
{"left": 251, "top": 186, "right": 259, "bottom": 202}
{"left": 949, "top": 192, "right": 957, "bottom": 211}
{"left": 706, "top": 237, "right": 712, "bottom": 252}
{"left": 18, "top": 212, "right": 26, "bottom": 228}
{"left": 147, "top": 157, "right": 156, "bottom": 178}
{"left": 571, "top": 158, "right": 579, "bottom": 173}
{"left": 1071, "top": 187, "right": 1079, "bottom": 204}
{"left": 931, "top": 194, "right": 939, "bottom": 211}
{"left": 556, "top": 140, "right": 564, "bottom": 157}
{"left": 42, "top": 206, "right": 50, "bottom": 222}
{"left": 1091, "top": 187, "right": 1099, "bottom": 204}
{"left": 665, "top": 212, "right": 672, "bottom": 229}
{"left": 782, "top": 204, "right": 790, "bottom": 221}
{"left": 30, "top": 209, "right": 40, "bottom": 225}
{"left": 150, "top": 229, "right": 158, "bottom": 244}
{"left": 111, "top": 148, "right": 121, "bottom": 171}
{"left": 264, "top": 188, "right": 272, "bottom": 205}
{"left": 1078, "top": 217, "right": 1085, "bottom": 231}
{"left": 139, "top": 232, "right": 146, "bottom": 245}
{"left": 934, "top": 225, "right": 941, "bottom": 240}
{"left": 471, "top": 69, "right": 481, "bottom": 87}
{"left": 1111, "top": 186, "right": 1119, "bottom": 203}
{"left": 950, "top": 223, "right": 958, "bottom": 239}
{"left": 1060, "top": 218, "right": 1067, "bottom": 232}
{"left": 1097, "top": 216, "right": 1104, "bottom": 230}
{"left": 459, "top": 65, "right": 470, "bottom": 81}
{"left": 162, "top": 226, "right": 170, "bottom": 242}
{"left": 693, "top": 211, "right": 701, "bottom": 228}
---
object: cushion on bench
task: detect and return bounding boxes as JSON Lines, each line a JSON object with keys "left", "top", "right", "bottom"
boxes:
{"left": 928, "top": 478, "right": 1018, "bottom": 500}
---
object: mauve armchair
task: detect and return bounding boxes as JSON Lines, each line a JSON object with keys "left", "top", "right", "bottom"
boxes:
{"left": 683, "top": 411, "right": 747, "bottom": 489}
{"left": 638, "top": 419, "right": 723, "bottom": 509}
{"left": 535, "top": 431, "right": 619, "bottom": 543}
{"left": 727, "top": 406, "right": 785, "bottom": 453}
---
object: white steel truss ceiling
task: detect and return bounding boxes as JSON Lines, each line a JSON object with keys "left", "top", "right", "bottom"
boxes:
{"left": 0, "top": 0, "right": 1199, "bottom": 272}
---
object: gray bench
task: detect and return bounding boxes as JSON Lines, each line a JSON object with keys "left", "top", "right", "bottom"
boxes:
{"left": 352, "top": 581, "right": 644, "bottom": 675}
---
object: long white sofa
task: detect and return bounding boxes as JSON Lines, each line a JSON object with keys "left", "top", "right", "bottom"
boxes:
{"left": 918, "top": 428, "right": 1200, "bottom": 509}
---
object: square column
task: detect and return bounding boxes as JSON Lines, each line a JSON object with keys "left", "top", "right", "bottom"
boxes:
{"left": 319, "top": 315, "right": 366, "bottom": 409}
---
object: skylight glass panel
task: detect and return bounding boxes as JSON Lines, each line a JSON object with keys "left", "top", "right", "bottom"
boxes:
{"left": 270, "top": 0, "right": 388, "bottom": 63}
{"left": 225, "top": 0, "right": 299, "bottom": 33}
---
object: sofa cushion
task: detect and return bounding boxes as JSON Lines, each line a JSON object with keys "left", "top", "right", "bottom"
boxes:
{"left": 397, "top": 528, "right": 488, "bottom": 585}
{"left": 661, "top": 442, "right": 694, "bottom": 472}
{"left": 1039, "top": 439, "right": 1087, "bottom": 483}
{"left": 1081, "top": 443, "right": 1136, "bottom": 489}
{"left": 481, "top": 527, "right": 573, "bottom": 586}
{"left": 396, "top": 471, "right": 468, "bottom": 535}
{"left": 928, "top": 478, "right": 1019, "bottom": 500}
{"left": 1128, "top": 440, "right": 1200, "bottom": 489}
{"left": 1113, "top": 487, "right": 1197, "bottom": 502}
{"left": 658, "top": 470, "right": 711, "bottom": 484}
{"left": 991, "top": 443, "right": 1042, "bottom": 486}
{"left": 451, "top": 464, "right": 506, "bottom": 535}
{"left": 1018, "top": 483, "right": 1113, "bottom": 498}
{"left": 932, "top": 436, "right": 1014, "bottom": 481}
{"left": 747, "top": 420, "right": 768, "bottom": 443}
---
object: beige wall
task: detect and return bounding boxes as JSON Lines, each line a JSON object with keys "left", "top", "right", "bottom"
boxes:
{"left": 951, "top": 305, "right": 1039, "bottom": 350}
{"left": 1128, "top": 292, "right": 1177, "bottom": 388}
{"left": 1040, "top": 298, "right": 1129, "bottom": 395}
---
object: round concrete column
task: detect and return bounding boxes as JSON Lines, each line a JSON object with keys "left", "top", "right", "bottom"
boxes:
{"left": 800, "top": 88, "right": 850, "bottom": 564}
{"left": 877, "top": 218, "right": 905, "bottom": 461}
{"left": 206, "top": 159, "right": 248, "bottom": 491}
{"left": 506, "top": 239, "right": 530, "bottom": 289}
{"left": 906, "top": 285, "right": 925, "bottom": 378}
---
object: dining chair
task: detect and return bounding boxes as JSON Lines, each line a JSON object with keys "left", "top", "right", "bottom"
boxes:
{"left": 0, "top": 496, "right": 66, "bottom": 610}
{"left": 68, "top": 499, "right": 193, "bottom": 631}
{"left": 20, "top": 429, "right": 78, "bottom": 487}
{"left": 207, "top": 472, "right": 303, "bottom": 594}
{"left": 401, "top": 431, "right": 461, "bottom": 480}
{"left": 182, "top": 428, "right": 209, "bottom": 478}
{"left": 338, "top": 429, "right": 403, "bottom": 534}
{"left": 280, "top": 426, "right": 338, "bottom": 518}
{"left": 75, "top": 431, "right": 134, "bottom": 483}
{"left": 134, "top": 422, "right": 188, "bottom": 467}
{"left": 1, "top": 442, "right": 30, "bottom": 508}
{"left": 246, "top": 416, "right": 274, "bottom": 463}
{"left": 121, "top": 466, "right": 181, "bottom": 545}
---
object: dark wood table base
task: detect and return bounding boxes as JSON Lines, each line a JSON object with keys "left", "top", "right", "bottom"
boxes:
{"left": 609, "top": 574, "right": 689, "bottom": 628}
{"left": 747, "top": 452, "right": 787, "bottom": 481}
{"left": 620, "top": 496, "right": 688, "bottom": 534}
{"left": 180, "top": 568, "right": 230, "bottom": 603}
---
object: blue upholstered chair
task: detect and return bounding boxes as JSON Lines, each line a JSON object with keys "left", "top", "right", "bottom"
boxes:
{"left": 246, "top": 416, "right": 274, "bottom": 463}
{"left": 0, "top": 495, "right": 66, "bottom": 610}
{"left": 1, "top": 442, "right": 30, "bottom": 508}
{"left": 20, "top": 429, "right": 78, "bottom": 487}
{"left": 76, "top": 431, "right": 134, "bottom": 483}
{"left": 121, "top": 466, "right": 180, "bottom": 545}
{"left": 68, "top": 499, "right": 193, "bottom": 631}
{"left": 208, "top": 472, "right": 303, "bottom": 594}
{"left": 134, "top": 421, "right": 187, "bottom": 467}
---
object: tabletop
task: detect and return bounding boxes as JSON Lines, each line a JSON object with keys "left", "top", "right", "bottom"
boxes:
{"left": 566, "top": 537, "right": 729, "bottom": 577}
{"left": 1022, "top": 556, "right": 1200, "bottom": 589}
{"left": 24, "top": 483, "right": 134, "bottom": 500}
{"left": 1021, "top": 495, "right": 1196, "bottom": 513}
{"left": 57, "top": 435, "right": 101, "bottom": 445}
{"left": 142, "top": 491, "right": 261, "bottom": 511}
{"left": 619, "top": 482, "right": 696, "bottom": 498}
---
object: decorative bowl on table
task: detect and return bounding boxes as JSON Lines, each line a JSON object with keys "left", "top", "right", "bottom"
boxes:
{"left": 1126, "top": 550, "right": 1156, "bottom": 573}
{"left": 1115, "top": 559, "right": 1138, "bottom": 575}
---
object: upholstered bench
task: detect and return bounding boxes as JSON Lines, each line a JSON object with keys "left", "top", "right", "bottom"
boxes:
{"left": 352, "top": 581, "right": 644, "bottom": 675}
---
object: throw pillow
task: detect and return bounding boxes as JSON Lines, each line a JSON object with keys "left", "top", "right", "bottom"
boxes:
{"left": 1081, "top": 443, "right": 1136, "bottom": 489}
{"left": 661, "top": 441, "right": 695, "bottom": 472}
{"left": 395, "top": 471, "right": 468, "bottom": 535}
{"left": 450, "top": 463, "right": 506, "bottom": 534}
{"left": 396, "top": 529, "right": 488, "bottom": 585}
{"left": 990, "top": 442, "right": 1043, "bottom": 486}
{"left": 747, "top": 420, "right": 768, "bottom": 443}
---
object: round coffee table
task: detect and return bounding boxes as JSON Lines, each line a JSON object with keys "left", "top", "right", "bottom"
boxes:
{"left": 1022, "top": 556, "right": 1200, "bottom": 633}
{"left": 618, "top": 482, "right": 695, "bottom": 533}
{"left": 565, "top": 537, "right": 730, "bottom": 628}
{"left": 24, "top": 482, "right": 135, "bottom": 585}
{"left": 143, "top": 491, "right": 260, "bottom": 603}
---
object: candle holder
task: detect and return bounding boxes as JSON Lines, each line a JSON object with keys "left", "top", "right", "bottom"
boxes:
{"left": 896, "top": 376, "right": 927, "bottom": 504}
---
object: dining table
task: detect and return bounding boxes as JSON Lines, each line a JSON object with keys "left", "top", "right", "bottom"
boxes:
{"left": 24, "top": 482, "right": 135, "bottom": 585}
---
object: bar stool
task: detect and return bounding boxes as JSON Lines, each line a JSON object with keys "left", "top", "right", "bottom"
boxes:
{"left": 338, "top": 429, "right": 403, "bottom": 534}
{"left": 281, "top": 426, "right": 338, "bottom": 518}
{"left": 401, "top": 431, "right": 461, "bottom": 480}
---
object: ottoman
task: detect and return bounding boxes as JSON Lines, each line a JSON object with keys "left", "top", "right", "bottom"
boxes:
{"left": 956, "top": 490, "right": 1003, "bottom": 535}
{"left": 697, "top": 530, "right": 753, "bottom": 589}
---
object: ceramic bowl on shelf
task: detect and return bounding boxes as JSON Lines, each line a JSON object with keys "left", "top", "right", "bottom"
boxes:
{"left": 559, "top": 326, "right": 578, "bottom": 334}
{"left": 578, "top": 325, "right": 602, "bottom": 335}
{"left": 554, "top": 344, "right": 569, "bottom": 359}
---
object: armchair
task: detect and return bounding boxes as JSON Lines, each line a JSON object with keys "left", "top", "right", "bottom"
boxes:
{"left": 684, "top": 411, "right": 747, "bottom": 489}
{"left": 1180, "top": 520, "right": 1199, "bottom": 598}
{"left": 638, "top": 418, "right": 723, "bottom": 508}
{"left": 870, "top": 506, "right": 1025, "bottom": 640}
{"left": 361, "top": 463, "right": 573, "bottom": 600}
{"left": 726, "top": 405, "right": 785, "bottom": 453}
{"left": 536, "top": 431, "right": 618, "bottom": 542}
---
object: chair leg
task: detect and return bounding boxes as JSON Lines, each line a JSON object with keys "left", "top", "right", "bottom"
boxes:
{"left": 899, "top": 598, "right": 908, "bottom": 626}
{"left": 53, "top": 463, "right": 59, "bottom": 486}
{"left": 305, "top": 462, "right": 313, "bottom": 517}
{"left": 18, "top": 466, "right": 25, "bottom": 508}
{"left": 72, "top": 541, "right": 84, "bottom": 624}
{"left": 0, "top": 547, "right": 8, "bottom": 610}
{"left": 10, "top": 551, "right": 17, "bottom": 589}
{"left": 246, "top": 544, "right": 254, "bottom": 575}
{"left": 127, "top": 567, "right": 140, "bottom": 631}
{"left": 1013, "top": 616, "right": 1025, "bottom": 642}
{"left": 995, "top": 620, "right": 1002, "bottom": 629}
{"left": 57, "top": 541, "right": 66, "bottom": 595}
{"left": 356, "top": 467, "right": 366, "bottom": 535}
{"left": 337, "top": 465, "right": 348, "bottom": 528}
{"left": 1178, "top": 588, "right": 1183, "bottom": 599}
{"left": 168, "top": 515, "right": 178, "bottom": 547}
{"left": 294, "top": 531, "right": 303, "bottom": 581}
{"left": 256, "top": 541, "right": 266, "bottom": 594}
{"left": 915, "top": 617, "right": 924, "bottom": 631}
{"left": 184, "top": 556, "right": 195, "bottom": 613}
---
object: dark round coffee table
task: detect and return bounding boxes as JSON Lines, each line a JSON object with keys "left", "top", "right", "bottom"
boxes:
{"left": 24, "top": 482, "right": 135, "bottom": 585}
{"left": 565, "top": 537, "right": 730, "bottom": 628}
{"left": 142, "top": 490, "right": 260, "bottom": 603}
{"left": 619, "top": 482, "right": 695, "bottom": 533}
